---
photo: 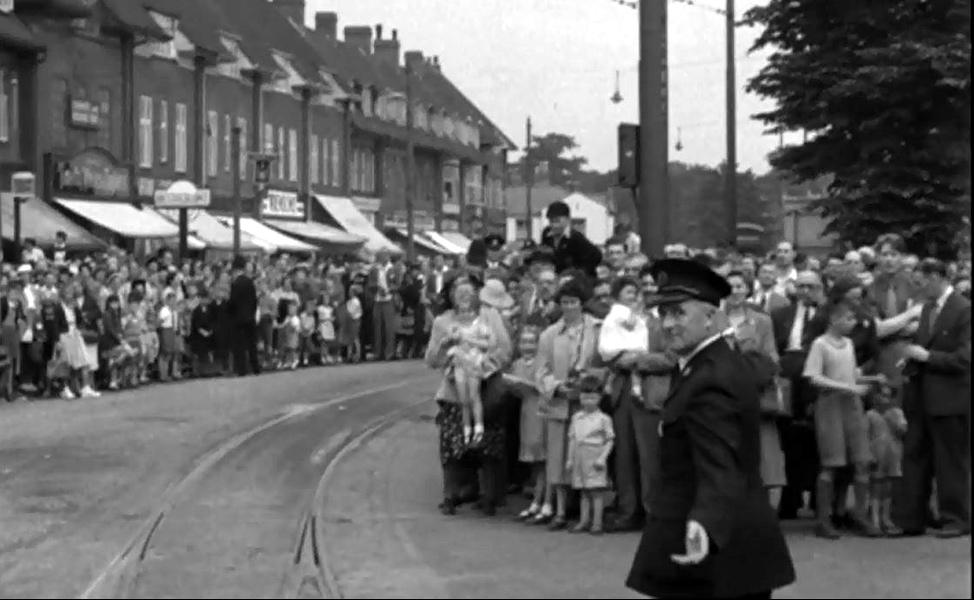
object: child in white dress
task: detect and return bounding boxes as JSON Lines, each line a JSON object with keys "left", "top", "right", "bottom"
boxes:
{"left": 565, "top": 373, "right": 615, "bottom": 535}
{"left": 597, "top": 277, "right": 648, "bottom": 396}
{"left": 447, "top": 310, "right": 495, "bottom": 445}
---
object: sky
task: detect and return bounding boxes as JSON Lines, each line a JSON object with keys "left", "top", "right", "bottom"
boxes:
{"left": 307, "top": 0, "right": 796, "bottom": 174}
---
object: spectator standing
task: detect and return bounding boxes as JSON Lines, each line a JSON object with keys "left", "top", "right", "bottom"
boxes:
{"left": 370, "top": 250, "right": 399, "bottom": 361}
{"left": 228, "top": 255, "right": 260, "bottom": 376}
{"left": 540, "top": 201, "right": 603, "bottom": 278}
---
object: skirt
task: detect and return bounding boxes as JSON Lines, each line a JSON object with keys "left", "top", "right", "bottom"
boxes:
{"left": 436, "top": 400, "right": 506, "bottom": 465}
{"left": 759, "top": 418, "right": 787, "bottom": 488}
{"left": 83, "top": 344, "right": 99, "bottom": 370}
{"left": 60, "top": 329, "right": 89, "bottom": 370}
{"left": 159, "top": 328, "right": 178, "bottom": 355}
{"left": 518, "top": 395, "right": 546, "bottom": 463}
{"left": 545, "top": 419, "right": 570, "bottom": 486}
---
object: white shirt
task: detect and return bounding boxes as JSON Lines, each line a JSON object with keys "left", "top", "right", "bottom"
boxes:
{"left": 935, "top": 285, "right": 954, "bottom": 312}
{"left": 158, "top": 305, "right": 176, "bottom": 329}
{"left": 598, "top": 303, "right": 649, "bottom": 361}
{"left": 787, "top": 303, "right": 815, "bottom": 352}
{"left": 774, "top": 267, "right": 798, "bottom": 297}
{"left": 678, "top": 332, "right": 727, "bottom": 373}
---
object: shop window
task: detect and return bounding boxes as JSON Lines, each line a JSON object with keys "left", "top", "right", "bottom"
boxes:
{"left": 139, "top": 95, "right": 153, "bottom": 168}
{"left": 310, "top": 134, "right": 319, "bottom": 184}
{"left": 174, "top": 103, "right": 187, "bottom": 172}
{"left": 158, "top": 100, "right": 169, "bottom": 163}
{"left": 207, "top": 110, "right": 219, "bottom": 177}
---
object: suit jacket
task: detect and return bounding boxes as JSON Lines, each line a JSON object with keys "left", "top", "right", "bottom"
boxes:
{"left": 626, "top": 337, "right": 795, "bottom": 599}
{"left": 750, "top": 288, "right": 790, "bottom": 314}
{"left": 228, "top": 274, "right": 258, "bottom": 326}
{"left": 540, "top": 226, "right": 603, "bottom": 277}
{"left": 770, "top": 302, "right": 819, "bottom": 379}
{"left": 905, "top": 291, "right": 971, "bottom": 417}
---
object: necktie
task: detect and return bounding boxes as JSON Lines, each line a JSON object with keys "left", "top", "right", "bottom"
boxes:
{"left": 927, "top": 301, "right": 941, "bottom": 336}
{"left": 885, "top": 285, "right": 899, "bottom": 319}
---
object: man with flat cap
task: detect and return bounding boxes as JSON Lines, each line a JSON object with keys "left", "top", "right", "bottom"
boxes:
{"left": 626, "top": 259, "right": 795, "bottom": 599}
{"left": 541, "top": 200, "right": 602, "bottom": 277}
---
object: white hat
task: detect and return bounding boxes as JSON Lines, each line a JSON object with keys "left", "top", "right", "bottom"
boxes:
{"left": 17, "top": 264, "right": 32, "bottom": 274}
{"left": 479, "top": 278, "right": 515, "bottom": 310}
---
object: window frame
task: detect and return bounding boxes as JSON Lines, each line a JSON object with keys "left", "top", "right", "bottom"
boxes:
{"left": 138, "top": 95, "right": 154, "bottom": 168}
{"left": 288, "top": 128, "right": 298, "bottom": 182}
{"left": 174, "top": 102, "right": 188, "bottom": 173}
{"left": 158, "top": 99, "right": 169, "bottom": 164}
{"left": 310, "top": 133, "right": 319, "bottom": 184}
{"left": 207, "top": 110, "right": 219, "bottom": 177}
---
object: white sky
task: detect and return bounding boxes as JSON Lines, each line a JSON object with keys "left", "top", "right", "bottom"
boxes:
{"left": 307, "top": 0, "right": 797, "bottom": 174}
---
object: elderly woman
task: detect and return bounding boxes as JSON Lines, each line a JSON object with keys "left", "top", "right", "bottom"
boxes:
{"left": 724, "top": 270, "right": 786, "bottom": 508}
{"left": 426, "top": 273, "right": 513, "bottom": 516}
{"left": 533, "top": 277, "right": 602, "bottom": 529}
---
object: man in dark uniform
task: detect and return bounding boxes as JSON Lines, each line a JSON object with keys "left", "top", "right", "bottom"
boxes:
{"left": 540, "top": 200, "right": 603, "bottom": 277}
{"left": 626, "top": 259, "right": 795, "bottom": 600}
{"left": 465, "top": 215, "right": 489, "bottom": 269}
{"left": 227, "top": 254, "right": 260, "bottom": 376}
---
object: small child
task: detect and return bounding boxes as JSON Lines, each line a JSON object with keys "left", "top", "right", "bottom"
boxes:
{"left": 597, "top": 277, "right": 649, "bottom": 397}
{"left": 279, "top": 300, "right": 301, "bottom": 370}
{"left": 300, "top": 298, "right": 318, "bottom": 366}
{"left": 316, "top": 295, "right": 337, "bottom": 365}
{"left": 508, "top": 328, "right": 548, "bottom": 523}
{"left": 565, "top": 373, "right": 615, "bottom": 535}
{"left": 157, "top": 291, "right": 180, "bottom": 381}
{"left": 100, "top": 294, "right": 126, "bottom": 390}
{"left": 866, "top": 384, "right": 907, "bottom": 536}
{"left": 122, "top": 297, "right": 145, "bottom": 387}
{"left": 446, "top": 308, "right": 494, "bottom": 445}
{"left": 339, "top": 285, "right": 363, "bottom": 363}
{"left": 258, "top": 287, "right": 278, "bottom": 370}
{"left": 803, "top": 299, "right": 882, "bottom": 539}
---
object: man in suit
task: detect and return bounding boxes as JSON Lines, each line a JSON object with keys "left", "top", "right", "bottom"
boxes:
{"left": 770, "top": 270, "right": 825, "bottom": 519}
{"left": 369, "top": 250, "right": 400, "bottom": 361}
{"left": 751, "top": 263, "right": 791, "bottom": 314}
{"left": 895, "top": 258, "right": 972, "bottom": 538}
{"left": 540, "top": 200, "right": 603, "bottom": 277}
{"left": 626, "top": 259, "right": 795, "bottom": 599}
{"left": 227, "top": 254, "right": 260, "bottom": 376}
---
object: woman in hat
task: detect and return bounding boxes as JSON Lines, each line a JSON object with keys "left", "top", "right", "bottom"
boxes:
{"left": 533, "top": 277, "right": 602, "bottom": 529}
{"left": 426, "top": 272, "right": 513, "bottom": 516}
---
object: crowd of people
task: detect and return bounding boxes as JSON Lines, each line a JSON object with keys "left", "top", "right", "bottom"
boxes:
{"left": 424, "top": 200, "right": 972, "bottom": 551}
{"left": 0, "top": 237, "right": 450, "bottom": 403}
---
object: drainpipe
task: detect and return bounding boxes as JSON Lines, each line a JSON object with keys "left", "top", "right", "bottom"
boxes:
{"left": 300, "top": 87, "right": 312, "bottom": 222}
{"left": 251, "top": 72, "right": 265, "bottom": 218}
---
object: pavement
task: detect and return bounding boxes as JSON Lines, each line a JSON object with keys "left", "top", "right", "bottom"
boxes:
{"left": 0, "top": 361, "right": 969, "bottom": 599}
{"left": 321, "top": 401, "right": 973, "bottom": 600}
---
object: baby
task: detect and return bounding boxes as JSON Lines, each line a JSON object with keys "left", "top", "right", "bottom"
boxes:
{"left": 597, "top": 277, "right": 649, "bottom": 395}
{"left": 447, "top": 313, "right": 494, "bottom": 445}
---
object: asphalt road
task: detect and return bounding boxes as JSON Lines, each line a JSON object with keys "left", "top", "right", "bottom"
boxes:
{"left": 1, "top": 362, "right": 970, "bottom": 599}
{"left": 0, "top": 362, "right": 438, "bottom": 598}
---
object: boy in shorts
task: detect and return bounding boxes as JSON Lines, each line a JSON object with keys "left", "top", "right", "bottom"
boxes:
{"left": 803, "top": 299, "right": 883, "bottom": 539}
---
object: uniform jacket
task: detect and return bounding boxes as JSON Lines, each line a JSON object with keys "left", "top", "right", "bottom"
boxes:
{"left": 626, "top": 337, "right": 795, "bottom": 599}
{"left": 905, "top": 291, "right": 971, "bottom": 417}
{"left": 540, "top": 226, "right": 603, "bottom": 277}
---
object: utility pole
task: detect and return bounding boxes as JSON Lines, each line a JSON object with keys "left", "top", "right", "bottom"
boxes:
{"left": 232, "top": 125, "right": 242, "bottom": 255}
{"left": 638, "top": 0, "right": 669, "bottom": 257}
{"left": 725, "top": 0, "right": 738, "bottom": 249}
{"left": 524, "top": 116, "right": 534, "bottom": 241}
{"left": 404, "top": 63, "right": 416, "bottom": 261}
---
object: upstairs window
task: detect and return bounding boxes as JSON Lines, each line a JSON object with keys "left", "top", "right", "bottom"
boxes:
{"left": 158, "top": 100, "right": 169, "bottom": 163}
{"left": 310, "top": 134, "right": 319, "bottom": 184}
{"left": 139, "top": 12, "right": 178, "bottom": 60}
{"left": 331, "top": 138, "right": 340, "bottom": 188}
{"left": 174, "top": 103, "right": 188, "bottom": 172}
{"left": 138, "top": 95, "right": 153, "bottom": 167}
{"left": 206, "top": 110, "right": 219, "bottom": 177}
{"left": 237, "top": 117, "right": 248, "bottom": 179}
{"left": 0, "top": 70, "right": 9, "bottom": 143}
{"left": 288, "top": 128, "right": 298, "bottom": 182}
{"left": 277, "top": 127, "right": 286, "bottom": 179}
{"left": 362, "top": 87, "right": 374, "bottom": 117}
{"left": 223, "top": 114, "right": 232, "bottom": 173}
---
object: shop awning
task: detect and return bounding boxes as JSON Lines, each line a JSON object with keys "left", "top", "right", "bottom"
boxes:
{"left": 214, "top": 216, "right": 315, "bottom": 253}
{"left": 424, "top": 231, "right": 466, "bottom": 255}
{"left": 313, "top": 195, "right": 401, "bottom": 256}
{"left": 440, "top": 231, "right": 473, "bottom": 253}
{"left": 55, "top": 198, "right": 181, "bottom": 238}
{"left": 386, "top": 228, "right": 450, "bottom": 256}
{"left": 265, "top": 219, "right": 365, "bottom": 248}
{"left": 1, "top": 195, "right": 104, "bottom": 249}
{"left": 180, "top": 212, "right": 264, "bottom": 252}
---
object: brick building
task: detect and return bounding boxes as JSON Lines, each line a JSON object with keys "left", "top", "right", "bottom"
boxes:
{"left": 0, "top": 0, "right": 513, "bottom": 257}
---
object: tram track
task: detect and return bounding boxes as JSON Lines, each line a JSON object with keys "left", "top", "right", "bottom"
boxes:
{"left": 77, "top": 376, "right": 434, "bottom": 599}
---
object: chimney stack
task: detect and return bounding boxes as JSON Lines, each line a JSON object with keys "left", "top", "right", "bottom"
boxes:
{"left": 274, "top": 0, "right": 306, "bottom": 26}
{"left": 314, "top": 11, "right": 337, "bottom": 38}
{"left": 433, "top": 56, "right": 441, "bottom": 71}
{"left": 404, "top": 50, "right": 425, "bottom": 73}
{"left": 373, "top": 25, "right": 401, "bottom": 67}
{"left": 344, "top": 25, "right": 373, "bottom": 54}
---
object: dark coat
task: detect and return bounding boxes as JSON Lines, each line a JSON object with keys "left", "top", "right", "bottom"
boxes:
{"left": 904, "top": 291, "right": 971, "bottom": 417}
{"left": 228, "top": 273, "right": 258, "bottom": 327}
{"left": 540, "top": 226, "right": 603, "bottom": 277}
{"left": 626, "top": 337, "right": 795, "bottom": 599}
{"left": 190, "top": 303, "right": 217, "bottom": 354}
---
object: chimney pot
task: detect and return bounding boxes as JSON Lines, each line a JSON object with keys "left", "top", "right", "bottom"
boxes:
{"left": 392, "top": 29, "right": 398, "bottom": 41}
{"left": 375, "top": 24, "right": 383, "bottom": 39}
{"left": 344, "top": 25, "right": 374, "bottom": 54}
{"left": 315, "top": 11, "right": 338, "bottom": 38}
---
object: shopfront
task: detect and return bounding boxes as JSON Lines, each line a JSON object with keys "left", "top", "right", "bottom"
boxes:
{"left": 260, "top": 188, "right": 364, "bottom": 255}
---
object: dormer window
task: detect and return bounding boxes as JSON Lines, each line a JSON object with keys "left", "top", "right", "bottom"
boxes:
{"left": 217, "top": 36, "right": 253, "bottom": 80}
{"left": 414, "top": 104, "right": 429, "bottom": 131}
{"left": 139, "top": 12, "right": 178, "bottom": 60}
{"left": 443, "top": 115, "right": 456, "bottom": 140}
{"left": 271, "top": 51, "right": 306, "bottom": 94}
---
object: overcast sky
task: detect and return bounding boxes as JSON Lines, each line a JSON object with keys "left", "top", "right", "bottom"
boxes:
{"left": 307, "top": 0, "right": 795, "bottom": 174}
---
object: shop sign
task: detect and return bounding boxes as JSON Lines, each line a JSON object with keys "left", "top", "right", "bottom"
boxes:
{"left": 154, "top": 179, "right": 211, "bottom": 208}
{"left": 262, "top": 189, "right": 304, "bottom": 218}
{"left": 384, "top": 210, "right": 435, "bottom": 231}
{"left": 55, "top": 149, "right": 129, "bottom": 198}
{"left": 137, "top": 177, "right": 155, "bottom": 198}
{"left": 69, "top": 99, "right": 100, "bottom": 129}
{"left": 442, "top": 202, "right": 460, "bottom": 216}
{"left": 11, "top": 172, "right": 35, "bottom": 197}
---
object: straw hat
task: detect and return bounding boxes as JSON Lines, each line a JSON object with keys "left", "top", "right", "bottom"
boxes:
{"left": 479, "top": 278, "right": 515, "bottom": 310}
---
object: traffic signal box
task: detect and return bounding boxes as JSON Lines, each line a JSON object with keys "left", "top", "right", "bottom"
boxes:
{"left": 618, "top": 123, "right": 640, "bottom": 188}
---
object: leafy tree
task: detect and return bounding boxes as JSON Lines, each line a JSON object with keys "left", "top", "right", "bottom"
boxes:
{"left": 519, "top": 132, "right": 589, "bottom": 187}
{"left": 744, "top": 0, "right": 971, "bottom": 258}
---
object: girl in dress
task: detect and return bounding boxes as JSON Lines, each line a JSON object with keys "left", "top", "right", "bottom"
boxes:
{"left": 279, "top": 300, "right": 302, "bottom": 370}
{"left": 866, "top": 384, "right": 907, "bottom": 536}
{"left": 99, "top": 294, "right": 126, "bottom": 390}
{"left": 508, "top": 327, "right": 547, "bottom": 522}
{"left": 339, "top": 284, "right": 363, "bottom": 363}
{"left": 446, "top": 304, "right": 495, "bottom": 445}
{"left": 565, "top": 373, "right": 615, "bottom": 535}
{"left": 300, "top": 298, "right": 318, "bottom": 366}
{"left": 157, "top": 291, "right": 180, "bottom": 381}
{"left": 316, "top": 294, "right": 337, "bottom": 365}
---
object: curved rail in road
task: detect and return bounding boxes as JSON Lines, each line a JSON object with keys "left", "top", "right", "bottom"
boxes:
{"left": 79, "top": 376, "right": 435, "bottom": 599}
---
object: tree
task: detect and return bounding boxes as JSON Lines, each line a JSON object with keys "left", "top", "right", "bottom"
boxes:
{"left": 520, "top": 132, "right": 589, "bottom": 187}
{"left": 745, "top": 0, "right": 971, "bottom": 258}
